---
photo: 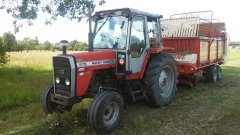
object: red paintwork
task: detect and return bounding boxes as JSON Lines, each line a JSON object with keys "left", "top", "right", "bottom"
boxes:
{"left": 71, "top": 50, "right": 116, "bottom": 97}
{"left": 163, "top": 37, "right": 226, "bottom": 75}
{"left": 163, "top": 37, "right": 200, "bottom": 53}
{"left": 76, "top": 71, "right": 93, "bottom": 96}
{"left": 73, "top": 50, "right": 115, "bottom": 63}
{"left": 177, "top": 64, "right": 197, "bottom": 75}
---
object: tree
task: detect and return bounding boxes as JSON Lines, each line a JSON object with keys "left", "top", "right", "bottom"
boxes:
{"left": 2, "top": 32, "right": 16, "bottom": 51}
{"left": 24, "top": 38, "right": 38, "bottom": 51}
{"left": 51, "top": 43, "right": 61, "bottom": 52}
{"left": 42, "top": 40, "right": 52, "bottom": 50}
{"left": 16, "top": 38, "right": 38, "bottom": 52}
{"left": 35, "top": 45, "right": 44, "bottom": 52}
{"left": 14, "top": 41, "right": 25, "bottom": 52}
{"left": 76, "top": 42, "right": 88, "bottom": 51}
{"left": 67, "top": 40, "right": 88, "bottom": 51}
{"left": 0, "top": 37, "right": 9, "bottom": 66}
{"left": 0, "top": 0, "right": 105, "bottom": 33}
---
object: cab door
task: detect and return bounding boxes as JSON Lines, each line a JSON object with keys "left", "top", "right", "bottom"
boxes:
{"left": 128, "top": 16, "right": 148, "bottom": 74}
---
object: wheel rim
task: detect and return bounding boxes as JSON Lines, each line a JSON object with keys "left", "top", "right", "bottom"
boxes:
{"left": 103, "top": 102, "right": 119, "bottom": 126}
{"left": 159, "top": 65, "right": 174, "bottom": 99}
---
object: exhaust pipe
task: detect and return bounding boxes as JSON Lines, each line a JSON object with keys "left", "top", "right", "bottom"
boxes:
{"left": 59, "top": 40, "right": 68, "bottom": 55}
{"left": 88, "top": 32, "right": 94, "bottom": 51}
{"left": 88, "top": 2, "right": 93, "bottom": 52}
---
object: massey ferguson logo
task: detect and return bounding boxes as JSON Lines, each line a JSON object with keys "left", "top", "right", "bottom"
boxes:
{"left": 59, "top": 70, "right": 65, "bottom": 75}
{"left": 77, "top": 59, "right": 115, "bottom": 68}
{"left": 92, "top": 61, "right": 102, "bottom": 65}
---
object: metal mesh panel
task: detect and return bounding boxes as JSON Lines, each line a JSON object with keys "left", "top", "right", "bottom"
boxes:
{"left": 161, "top": 11, "right": 226, "bottom": 38}
{"left": 161, "top": 17, "right": 199, "bottom": 38}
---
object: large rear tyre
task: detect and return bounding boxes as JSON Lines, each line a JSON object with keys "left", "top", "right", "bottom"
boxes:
{"left": 205, "top": 65, "right": 217, "bottom": 83}
{"left": 144, "top": 54, "right": 178, "bottom": 107}
{"left": 87, "top": 91, "right": 124, "bottom": 134}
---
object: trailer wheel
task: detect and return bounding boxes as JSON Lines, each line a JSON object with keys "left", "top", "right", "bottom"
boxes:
{"left": 144, "top": 54, "right": 178, "bottom": 107}
{"left": 216, "top": 65, "right": 222, "bottom": 81}
{"left": 40, "top": 84, "right": 57, "bottom": 114}
{"left": 206, "top": 65, "right": 217, "bottom": 83}
{"left": 88, "top": 91, "right": 124, "bottom": 133}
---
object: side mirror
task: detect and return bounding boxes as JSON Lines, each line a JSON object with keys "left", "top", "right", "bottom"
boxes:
{"left": 59, "top": 40, "right": 68, "bottom": 55}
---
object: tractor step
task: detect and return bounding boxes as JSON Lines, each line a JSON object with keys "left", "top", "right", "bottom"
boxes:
{"left": 127, "top": 80, "right": 148, "bottom": 102}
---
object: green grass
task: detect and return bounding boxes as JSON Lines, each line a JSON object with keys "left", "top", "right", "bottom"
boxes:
{"left": 0, "top": 68, "right": 52, "bottom": 110}
{"left": 0, "top": 51, "right": 57, "bottom": 110}
{"left": 0, "top": 49, "right": 240, "bottom": 135}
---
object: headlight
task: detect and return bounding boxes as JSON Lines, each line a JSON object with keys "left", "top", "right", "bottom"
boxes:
{"left": 56, "top": 77, "right": 60, "bottom": 84}
{"left": 65, "top": 79, "right": 70, "bottom": 86}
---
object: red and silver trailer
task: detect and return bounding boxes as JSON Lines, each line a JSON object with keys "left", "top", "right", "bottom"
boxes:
{"left": 161, "top": 11, "right": 229, "bottom": 87}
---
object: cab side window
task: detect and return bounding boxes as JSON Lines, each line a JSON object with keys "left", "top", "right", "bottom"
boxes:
{"left": 147, "top": 18, "right": 158, "bottom": 46}
{"left": 130, "top": 16, "right": 146, "bottom": 58}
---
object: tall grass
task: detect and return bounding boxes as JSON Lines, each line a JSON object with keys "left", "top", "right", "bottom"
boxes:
{"left": 6, "top": 50, "right": 60, "bottom": 69}
{"left": 0, "top": 51, "right": 60, "bottom": 110}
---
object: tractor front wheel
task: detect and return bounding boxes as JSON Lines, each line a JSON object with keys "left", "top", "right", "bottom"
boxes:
{"left": 41, "top": 84, "right": 72, "bottom": 114}
{"left": 87, "top": 91, "right": 124, "bottom": 134}
{"left": 40, "top": 84, "right": 56, "bottom": 114}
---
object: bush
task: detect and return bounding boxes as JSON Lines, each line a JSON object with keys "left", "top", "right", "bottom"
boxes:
{"left": 0, "top": 49, "right": 9, "bottom": 66}
{"left": 0, "top": 37, "right": 9, "bottom": 66}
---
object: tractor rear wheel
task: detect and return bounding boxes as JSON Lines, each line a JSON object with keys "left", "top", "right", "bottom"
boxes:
{"left": 144, "top": 54, "right": 178, "bottom": 107}
{"left": 87, "top": 91, "right": 124, "bottom": 134}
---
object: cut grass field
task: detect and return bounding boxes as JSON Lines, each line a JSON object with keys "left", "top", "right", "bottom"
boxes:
{"left": 0, "top": 49, "right": 240, "bottom": 135}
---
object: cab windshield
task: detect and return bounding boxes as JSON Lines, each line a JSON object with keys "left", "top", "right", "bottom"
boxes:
{"left": 93, "top": 16, "right": 128, "bottom": 50}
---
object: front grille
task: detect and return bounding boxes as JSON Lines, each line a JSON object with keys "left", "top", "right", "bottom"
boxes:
{"left": 53, "top": 57, "right": 72, "bottom": 97}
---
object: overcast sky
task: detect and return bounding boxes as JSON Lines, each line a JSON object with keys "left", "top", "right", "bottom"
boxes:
{"left": 0, "top": 0, "right": 239, "bottom": 43}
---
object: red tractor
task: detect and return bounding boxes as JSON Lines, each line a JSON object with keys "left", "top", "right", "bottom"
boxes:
{"left": 41, "top": 8, "right": 227, "bottom": 133}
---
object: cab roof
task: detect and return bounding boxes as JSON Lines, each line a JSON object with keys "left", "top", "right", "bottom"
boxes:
{"left": 94, "top": 8, "right": 163, "bottom": 19}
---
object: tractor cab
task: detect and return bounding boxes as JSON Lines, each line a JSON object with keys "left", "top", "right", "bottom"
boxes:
{"left": 93, "top": 8, "right": 163, "bottom": 74}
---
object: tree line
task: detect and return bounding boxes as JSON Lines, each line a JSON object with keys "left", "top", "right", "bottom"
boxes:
{"left": 0, "top": 0, "right": 106, "bottom": 66}
{"left": 0, "top": 32, "right": 88, "bottom": 65}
